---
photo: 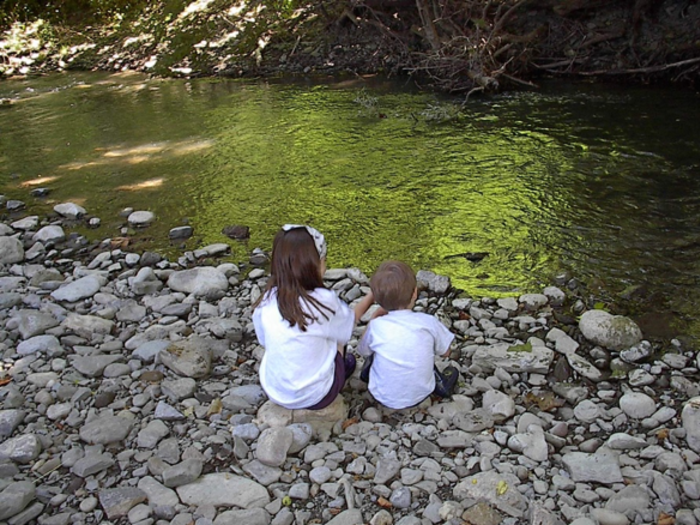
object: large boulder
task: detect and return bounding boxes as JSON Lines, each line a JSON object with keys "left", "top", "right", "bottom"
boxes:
{"left": 167, "top": 267, "right": 229, "bottom": 297}
{"left": 579, "top": 310, "right": 643, "bottom": 351}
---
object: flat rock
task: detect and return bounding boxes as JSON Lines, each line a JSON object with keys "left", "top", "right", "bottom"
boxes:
{"left": 176, "top": 473, "right": 270, "bottom": 508}
{"left": 51, "top": 275, "right": 104, "bottom": 302}
{"left": 0, "top": 481, "right": 35, "bottom": 520}
{"left": 562, "top": 449, "right": 623, "bottom": 484}
{"left": 158, "top": 337, "right": 212, "bottom": 378}
{"left": 98, "top": 487, "right": 147, "bottom": 520}
{"left": 472, "top": 342, "right": 553, "bottom": 374}
{"left": 79, "top": 414, "right": 134, "bottom": 444}
{"left": 453, "top": 471, "right": 527, "bottom": 518}
{"left": 167, "top": 266, "right": 229, "bottom": 297}
{"left": 0, "top": 434, "right": 41, "bottom": 464}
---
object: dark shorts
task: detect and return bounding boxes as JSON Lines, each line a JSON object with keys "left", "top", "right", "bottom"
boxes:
{"left": 304, "top": 351, "right": 346, "bottom": 411}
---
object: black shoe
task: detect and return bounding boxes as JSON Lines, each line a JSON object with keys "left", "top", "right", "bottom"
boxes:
{"left": 359, "top": 354, "right": 374, "bottom": 383}
{"left": 344, "top": 353, "right": 357, "bottom": 380}
{"left": 433, "top": 366, "right": 458, "bottom": 398}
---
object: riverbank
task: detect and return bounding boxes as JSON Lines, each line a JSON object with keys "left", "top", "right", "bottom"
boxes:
{"left": 1, "top": 200, "right": 700, "bottom": 525}
{"left": 1, "top": 0, "right": 699, "bottom": 93}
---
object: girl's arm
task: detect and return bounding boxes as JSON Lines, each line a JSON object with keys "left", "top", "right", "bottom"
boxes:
{"left": 353, "top": 290, "right": 376, "bottom": 324}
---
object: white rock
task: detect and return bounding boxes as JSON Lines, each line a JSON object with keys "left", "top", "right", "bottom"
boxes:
{"left": 579, "top": 310, "right": 642, "bottom": 351}
{"left": 54, "top": 202, "right": 86, "bottom": 218}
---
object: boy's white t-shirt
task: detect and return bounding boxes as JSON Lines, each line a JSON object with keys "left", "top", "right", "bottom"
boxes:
{"left": 253, "top": 287, "right": 355, "bottom": 409}
{"left": 357, "top": 309, "right": 454, "bottom": 409}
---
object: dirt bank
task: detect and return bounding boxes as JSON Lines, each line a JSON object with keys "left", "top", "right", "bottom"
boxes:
{"left": 1, "top": 0, "right": 699, "bottom": 93}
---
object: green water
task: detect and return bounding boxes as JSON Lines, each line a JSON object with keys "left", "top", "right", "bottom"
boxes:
{"left": 1, "top": 72, "right": 699, "bottom": 335}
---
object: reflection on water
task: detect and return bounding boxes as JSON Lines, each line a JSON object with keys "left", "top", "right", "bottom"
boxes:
{"left": 1, "top": 72, "right": 699, "bottom": 335}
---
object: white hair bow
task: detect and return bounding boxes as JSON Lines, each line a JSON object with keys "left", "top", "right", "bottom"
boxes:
{"left": 281, "top": 224, "right": 327, "bottom": 259}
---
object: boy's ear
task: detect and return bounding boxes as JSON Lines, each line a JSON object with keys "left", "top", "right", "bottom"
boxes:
{"left": 411, "top": 287, "right": 418, "bottom": 301}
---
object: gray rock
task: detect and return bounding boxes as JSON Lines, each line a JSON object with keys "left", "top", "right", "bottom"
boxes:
{"left": 176, "top": 473, "right": 270, "bottom": 508}
{"left": 13, "top": 310, "right": 59, "bottom": 339}
{"left": 0, "top": 410, "right": 25, "bottom": 438}
{"left": 162, "top": 459, "right": 203, "bottom": 488}
{"left": 605, "top": 485, "right": 651, "bottom": 512}
{"left": 579, "top": 310, "right": 643, "bottom": 351}
{"left": 374, "top": 457, "right": 402, "bottom": 485}
{"left": 0, "top": 434, "right": 41, "bottom": 464}
{"left": 33, "top": 225, "right": 65, "bottom": 243}
{"left": 54, "top": 202, "right": 85, "bottom": 218}
{"left": 162, "top": 378, "right": 197, "bottom": 401}
{"left": 416, "top": 270, "right": 450, "bottom": 294}
{"left": 562, "top": 449, "right": 623, "bottom": 484}
{"left": 169, "top": 226, "right": 194, "bottom": 240}
{"left": 137, "top": 476, "right": 179, "bottom": 507}
{"left": 16, "top": 335, "right": 62, "bottom": 357}
{"left": 71, "top": 452, "right": 115, "bottom": 477}
{"left": 214, "top": 508, "right": 270, "bottom": 525}
{"left": 0, "top": 236, "right": 24, "bottom": 264}
{"left": 472, "top": 342, "right": 553, "bottom": 374}
{"left": 0, "top": 481, "right": 35, "bottom": 520}
{"left": 51, "top": 275, "right": 105, "bottom": 302}
{"left": 8, "top": 501, "right": 44, "bottom": 525}
{"left": 154, "top": 401, "right": 185, "bottom": 421}
{"left": 158, "top": 337, "right": 212, "bottom": 378}
{"left": 590, "top": 508, "right": 630, "bottom": 525}
{"left": 79, "top": 414, "right": 134, "bottom": 444}
{"left": 256, "top": 428, "right": 294, "bottom": 467}
{"left": 62, "top": 313, "right": 114, "bottom": 338}
{"left": 682, "top": 397, "right": 700, "bottom": 453}
{"left": 619, "top": 392, "right": 656, "bottom": 419}
{"left": 98, "top": 487, "right": 147, "bottom": 519}
{"left": 325, "top": 509, "right": 364, "bottom": 525}
{"left": 128, "top": 210, "right": 155, "bottom": 227}
{"left": 137, "top": 420, "right": 170, "bottom": 448}
{"left": 69, "top": 354, "right": 122, "bottom": 377}
{"left": 453, "top": 471, "right": 526, "bottom": 518}
{"left": 167, "top": 267, "right": 229, "bottom": 297}
{"left": 130, "top": 266, "right": 164, "bottom": 295}
{"left": 133, "top": 339, "right": 171, "bottom": 363}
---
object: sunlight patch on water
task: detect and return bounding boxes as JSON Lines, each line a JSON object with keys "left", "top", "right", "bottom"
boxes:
{"left": 20, "top": 176, "right": 60, "bottom": 187}
{"left": 117, "top": 178, "right": 166, "bottom": 191}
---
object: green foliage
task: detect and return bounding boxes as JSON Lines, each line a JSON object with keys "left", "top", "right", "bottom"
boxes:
{"left": 0, "top": 0, "right": 147, "bottom": 27}
{"left": 507, "top": 342, "right": 533, "bottom": 353}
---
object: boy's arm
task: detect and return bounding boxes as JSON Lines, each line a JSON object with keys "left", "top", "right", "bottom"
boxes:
{"left": 353, "top": 290, "right": 376, "bottom": 324}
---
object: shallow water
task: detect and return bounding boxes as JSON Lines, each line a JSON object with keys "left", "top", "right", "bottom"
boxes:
{"left": 1, "top": 72, "right": 699, "bottom": 336}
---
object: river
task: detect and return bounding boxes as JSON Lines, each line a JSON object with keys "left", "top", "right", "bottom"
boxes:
{"left": 1, "top": 72, "right": 699, "bottom": 337}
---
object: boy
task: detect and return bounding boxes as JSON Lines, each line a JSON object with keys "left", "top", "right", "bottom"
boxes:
{"left": 357, "top": 260, "right": 459, "bottom": 409}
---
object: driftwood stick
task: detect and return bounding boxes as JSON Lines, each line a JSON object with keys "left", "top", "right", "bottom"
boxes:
{"left": 580, "top": 56, "right": 700, "bottom": 76}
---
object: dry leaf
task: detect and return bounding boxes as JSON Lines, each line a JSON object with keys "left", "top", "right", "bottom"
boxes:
{"left": 110, "top": 237, "right": 130, "bottom": 249}
{"left": 342, "top": 418, "right": 358, "bottom": 431}
{"left": 658, "top": 512, "right": 675, "bottom": 525}
{"left": 524, "top": 391, "right": 565, "bottom": 412}
{"left": 377, "top": 497, "right": 392, "bottom": 508}
{"left": 0, "top": 377, "right": 11, "bottom": 386}
{"left": 657, "top": 428, "right": 670, "bottom": 442}
{"left": 207, "top": 398, "right": 223, "bottom": 416}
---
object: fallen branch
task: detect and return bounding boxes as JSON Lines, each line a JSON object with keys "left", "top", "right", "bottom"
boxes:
{"left": 580, "top": 56, "right": 700, "bottom": 76}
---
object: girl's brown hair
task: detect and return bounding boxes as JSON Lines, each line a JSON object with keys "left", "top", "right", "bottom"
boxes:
{"left": 256, "top": 227, "right": 333, "bottom": 331}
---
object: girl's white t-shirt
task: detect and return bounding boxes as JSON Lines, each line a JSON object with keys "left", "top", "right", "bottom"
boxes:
{"left": 253, "top": 287, "right": 355, "bottom": 409}
{"left": 357, "top": 309, "right": 454, "bottom": 409}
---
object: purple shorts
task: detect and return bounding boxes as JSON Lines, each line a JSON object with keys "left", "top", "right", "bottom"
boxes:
{"left": 305, "top": 352, "right": 346, "bottom": 410}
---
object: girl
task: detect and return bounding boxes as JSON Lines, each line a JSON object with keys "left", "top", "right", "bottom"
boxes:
{"left": 253, "top": 224, "right": 375, "bottom": 410}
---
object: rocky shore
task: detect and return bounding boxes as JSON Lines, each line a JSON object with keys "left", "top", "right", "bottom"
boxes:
{"left": 1, "top": 200, "right": 700, "bottom": 525}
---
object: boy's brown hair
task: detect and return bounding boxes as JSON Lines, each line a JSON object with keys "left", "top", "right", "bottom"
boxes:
{"left": 370, "top": 260, "right": 416, "bottom": 311}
